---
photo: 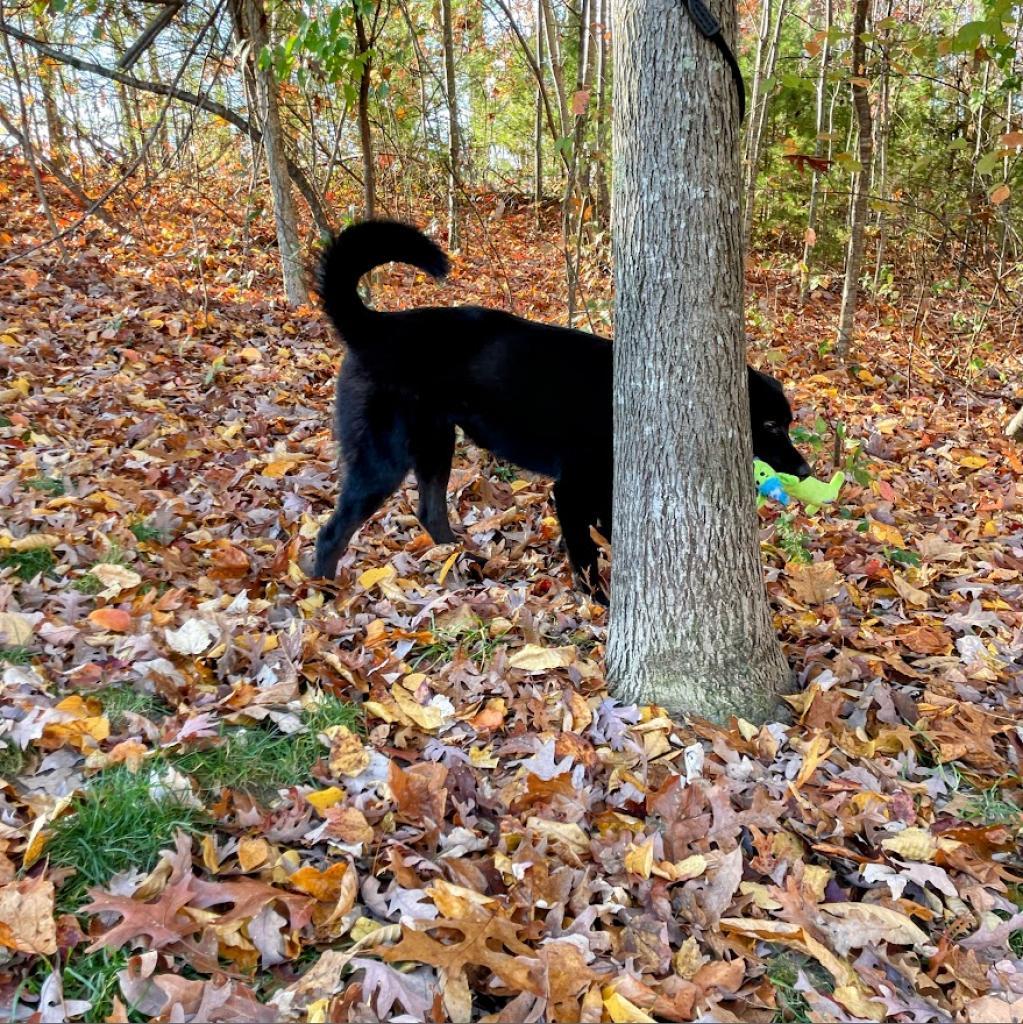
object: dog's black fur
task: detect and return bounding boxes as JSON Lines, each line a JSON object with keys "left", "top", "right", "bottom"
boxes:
{"left": 313, "top": 220, "right": 811, "bottom": 596}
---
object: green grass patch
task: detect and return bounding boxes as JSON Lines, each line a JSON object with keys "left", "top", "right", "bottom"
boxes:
{"left": 73, "top": 548, "right": 134, "bottom": 594}
{"left": 62, "top": 947, "right": 143, "bottom": 1022}
{"left": 13, "top": 948, "right": 146, "bottom": 1024}
{"left": 25, "top": 476, "right": 66, "bottom": 497}
{"left": 0, "top": 644, "right": 32, "bottom": 665}
{"left": 1, "top": 545, "right": 56, "bottom": 581}
{"left": 91, "top": 686, "right": 171, "bottom": 729}
{"left": 767, "top": 951, "right": 832, "bottom": 1024}
{"left": 408, "top": 619, "right": 504, "bottom": 671}
{"left": 174, "top": 694, "right": 360, "bottom": 797}
{"left": 0, "top": 741, "right": 26, "bottom": 778}
{"left": 130, "top": 519, "right": 167, "bottom": 544}
{"left": 48, "top": 767, "right": 209, "bottom": 912}
{"left": 959, "top": 784, "right": 1022, "bottom": 828}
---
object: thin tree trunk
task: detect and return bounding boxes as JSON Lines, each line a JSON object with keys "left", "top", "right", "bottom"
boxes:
{"left": 230, "top": 0, "right": 307, "bottom": 305}
{"left": 799, "top": 0, "right": 832, "bottom": 302}
{"left": 609, "top": 0, "right": 792, "bottom": 721}
{"left": 563, "top": 0, "right": 594, "bottom": 324}
{"left": 835, "top": 0, "right": 873, "bottom": 359}
{"left": 540, "top": 0, "right": 569, "bottom": 139}
{"left": 533, "top": 0, "right": 544, "bottom": 220}
{"left": 354, "top": 3, "right": 376, "bottom": 219}
{"left": 37, "top": 11, "right": 69, "bottom": 172}
{"left": 742, "top": 0, "right": 786, "bottom": 250}
{"left": 593, "top": 0, "right": 610, "bottom": 227}
{"left": 441, "top": 0, "right": 462, "bottom": 249}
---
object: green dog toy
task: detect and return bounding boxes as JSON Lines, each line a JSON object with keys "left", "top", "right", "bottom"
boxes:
{"left": 754, "top": 459, "right": 844, "bottom": 514}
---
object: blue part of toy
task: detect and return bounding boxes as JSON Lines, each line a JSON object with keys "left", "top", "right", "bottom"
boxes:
{"left": 758, "top": 475, "right": 790, "bottom": 506}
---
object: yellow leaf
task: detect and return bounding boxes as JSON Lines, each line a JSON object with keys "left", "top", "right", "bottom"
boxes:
{"left": 436, "top": 548, "right": 460, "bottom": 585}
{"left": 391, "top": 692, "right": 442, "bottom": 732}
{"left": 306, "top": 786, "right": 346, "bottom": 813}
{"left": 238, "top": 837, "right": 270, "bottom": 871}
{"left": 469, "top": 745, "right": 499, "bottom": 768}
{"left": 357, "top": 564, "right": 396, "bottom": 590}
{"left": 262, "top": 458, "right": 300, "bottom": 478}
{"left": 624, "top": 838, "right": 655, "bottom": 879}
{"left": 326, "top": 726, "right": 370, "bottom": 778}
{"left": 603, "top": 991, "right": 655, "bottom": 1024}
{"left": 9, "top": 533, "right": 60, "bottom": 551}
{"left": 0, "top": 612, "right": 32, "bottom": 645}
{"left": 738, "top": 881, "right": 783, "bottom": 910}
{"left": 881, "top": 827, "right": 937, "bottom": 862}
{"left": 868, "top": 520, "right": 905, "bottom": 547}
{"left": 834, "top": 986, "right": 886, "bottom": 1021}
{"left": 794, "top": 732, "right": 831, "bottom": 789}
{"left": 507, "top": 644, "right": 576, "bottom": 672}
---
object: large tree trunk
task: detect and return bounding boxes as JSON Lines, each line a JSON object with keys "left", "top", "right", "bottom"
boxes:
{"left": 441, "top": 0, "right": 462, "bottom": 250}
{"left": 835, "top": 0, "right": 873, "bottom": 359}
{"left": 742, "top": 0, "right": 786, "bottom": 250}
{"left": 608, "top": 0, "right": 792, "bottom": 721}
{"left": 230, "top": 0, "right": 307, "bottom": 305}
{"left": 799, "top": 0, "right": 832, "bottom": 302}
{"left": 354, "top": 3, "right": 376, "bottom": 219}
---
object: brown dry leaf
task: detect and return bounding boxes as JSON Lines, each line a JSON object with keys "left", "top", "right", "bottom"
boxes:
{"left": 892, "top": 572, "right": 929, "bottom": 608}
{"left": 389, "top": 760, "right": 448, "bottom": 827}
{"left": 788, "top": 560, "right": 842, "bottom": 605}
{"left": 379, "top": 911, "right": 542, "bottom": 996}
{"left": 0, "top": 876, "right": 57, "bottom": 954}
{"left": 324, "top": 806, "right": 374, "bottom": 846}
{"left": 327, "top": 726, "right": 371, "bottom": 778}
{"left": 507, "top": 644, "right": 576, "bottom": 672}
{"left": 820, "top": 902, "right": 932, "bottom": 953}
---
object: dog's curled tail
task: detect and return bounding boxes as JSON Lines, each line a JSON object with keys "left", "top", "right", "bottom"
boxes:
{"left": 317, "top": 219, "right": 449, "bottom": 341}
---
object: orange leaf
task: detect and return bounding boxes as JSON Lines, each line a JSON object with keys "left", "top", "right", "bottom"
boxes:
{"left": 289, "top": 862, "right": 350, "bottom": 902}
{"left": 88, "top": 607, "right": 132, "bottom": 632}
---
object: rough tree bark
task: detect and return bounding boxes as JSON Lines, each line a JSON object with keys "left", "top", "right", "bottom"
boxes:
{"left": 835, "top": 0, "right": 872, "bottom": 359}
{"left": 441, "top": 0, "right": 462, "bottom": 249}
{"left": 799, "top": 0, "right": 832, "bottom": 301}
{"left": 608, "top": 0, "right": 793, "bottom": 721}
{"left": 231, "top": 0, "right": 307, "bottom": 305}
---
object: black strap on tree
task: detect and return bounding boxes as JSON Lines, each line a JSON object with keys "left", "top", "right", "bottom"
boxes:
{"left": 682, "top": 0, "right": 747, "bottom": 121}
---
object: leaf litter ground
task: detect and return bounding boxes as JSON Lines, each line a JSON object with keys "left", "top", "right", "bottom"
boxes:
{"left": 0, "top": 162, "right": 1021, "bottom": 1022}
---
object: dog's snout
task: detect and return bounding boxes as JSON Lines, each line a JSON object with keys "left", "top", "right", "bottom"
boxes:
{"left": 795, "top": 461, "right": 813, "bottom": 481}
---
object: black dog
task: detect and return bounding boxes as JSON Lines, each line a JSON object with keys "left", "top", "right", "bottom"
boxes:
{"left": 313, "top": 220, "right": 810, "bottom": 595}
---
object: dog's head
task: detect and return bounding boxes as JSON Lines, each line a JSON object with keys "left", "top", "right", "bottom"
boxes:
{"left": 748, "top": 368, "right": 812, "bottom": 479}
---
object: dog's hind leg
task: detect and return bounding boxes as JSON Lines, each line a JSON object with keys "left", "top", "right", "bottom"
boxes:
{"left": 314, "top": 432, "right": 410, "bottom": 579}
{"left": 411, "top": 419, "right": 457, "bottom": 544}
{"left": 553, "top": 476, "right": 606, "bottom": 602}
